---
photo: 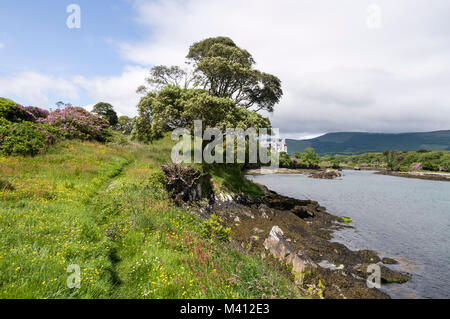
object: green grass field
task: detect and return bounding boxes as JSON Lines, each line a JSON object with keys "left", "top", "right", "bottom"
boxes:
{"left": 0, "top": 136, "right": 299, "bottom": 298}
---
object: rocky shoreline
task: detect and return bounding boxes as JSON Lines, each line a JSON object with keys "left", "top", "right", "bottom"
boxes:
{"left": 246, "top": 167, "right": 450, "bottom": 182}
{"left": 375, "top": 170, "right": 450, "bottom": 182}
{"left": 198, "top": 184, "right": 412, "bottom": 299}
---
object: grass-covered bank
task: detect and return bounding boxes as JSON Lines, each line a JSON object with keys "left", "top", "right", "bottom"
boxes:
{"left": 0, "top": 136, "right": 300, "bottom": 298}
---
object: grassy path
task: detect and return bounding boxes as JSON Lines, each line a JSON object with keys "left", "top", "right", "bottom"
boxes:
{"left": 0, "top": 137, "right": 300, "bottom": 298}
{"left": 0, "top": 141, "right": 132, "bottom": 298}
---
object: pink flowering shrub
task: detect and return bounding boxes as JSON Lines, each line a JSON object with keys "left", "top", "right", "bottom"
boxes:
{"left": 43, "top": 106, "right": 109, "bottom": 141}
{"left": 361, "top": 163, "right": 368, "bottom": 167}
{"left": 23, "top": 106, "right": 49, "bottom": 120}
{"left": 16, "top": 105, "right": 37, "bottom": 122}
{"left": 411, "top": 162, "right": 422, "bottom": 170}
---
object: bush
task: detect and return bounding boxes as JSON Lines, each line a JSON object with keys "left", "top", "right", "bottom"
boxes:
{"left": 0, "top": 120, "right": 48, "bottom": 156}
{"left": 442, "top": 160, "right": 450, "bottom": 172}
{"left": 422, "top": 161, "right": 440, "bottom": 171}
{"left": 201, "top": 214, "right": 232, "bottom": 241}
{"left": 24, "top": 106, "right": 49, "bottom": 120}
{"left": 116, "top": 115, "right": 134, "bottom": 135}
{"left": 0, "top": 97, "right": 18, "bottom": 121}
{"left": 43, "top": 106, "right": 109, "bottom": 141}
{"left": 16, "top": 105, "right": 38, "bottom": 122}
{"left": 0, "top": 98, "right": 49, "bottom": 123}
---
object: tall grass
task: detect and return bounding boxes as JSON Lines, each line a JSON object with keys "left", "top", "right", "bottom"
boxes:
{"left": 0, "top": 136, "right": 299, "bottom": 298}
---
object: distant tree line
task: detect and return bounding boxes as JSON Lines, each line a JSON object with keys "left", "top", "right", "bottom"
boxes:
{"left": 321, "top": 150, "right": 450, "bottom": 172}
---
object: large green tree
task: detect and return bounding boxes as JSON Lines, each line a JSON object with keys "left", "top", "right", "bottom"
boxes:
{"left": 187, "top": 37, "right": 283, "bottom": 112}
{"left": 132, "top": 85, "right": 271, "bottom": 143}
{"left": 92, "top": 102, "right": 118, "bottom": 126}
{"left": 139, "top": 37, "right": 283, "bottom": 113}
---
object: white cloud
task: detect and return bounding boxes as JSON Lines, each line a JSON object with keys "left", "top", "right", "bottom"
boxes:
{"left": 0, "top": 72, "right": 79, "bottom": 107}
{"left": 73, "top": 65, "right": 148, "bottom": 116}
{"left": 0, "top": 43, "right": 4, "bottom": 49}
{"left": 119, "top": 0, "right": 450, "bottom": 135}
{"left": 2, "top": 0, "right": 450, "bottom": 136}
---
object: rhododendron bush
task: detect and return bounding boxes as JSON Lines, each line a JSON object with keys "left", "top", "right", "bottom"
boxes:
{"left": 43, "top": 106, "right": 109, "bottom": 141}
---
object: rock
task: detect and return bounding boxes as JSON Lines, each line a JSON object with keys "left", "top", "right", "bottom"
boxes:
{"left": 243, "top": 211, "right": 255, "bottom": 219}
{"left": 292, "top": 205, "right": 315, "bottom": 218}
{"left": 382, "top": 257, "right": 398, "bottom": 265}
{"left": 234, "top": 216, "right": 240, "bottom": 222}
{"left": 356, "top": 250, "right": 381, "bottom": 264}
{"left": 258, "top": 204, "right": 272, "bottom": 219}
{"left": 355, "top": 264, "right": 411, "bottom": 284}
{"left": 263, "top": 226, "right": 316, "bottom": 274}
{"left": 309, "top": 169, "right": 342, "bottom": 179}
{"left": 253, "top": 227, "right": 264, "bottom": 234}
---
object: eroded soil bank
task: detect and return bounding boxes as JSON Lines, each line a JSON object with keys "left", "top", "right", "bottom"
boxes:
{"left": 199, "top": 184, "right": 412, "bottom": 299}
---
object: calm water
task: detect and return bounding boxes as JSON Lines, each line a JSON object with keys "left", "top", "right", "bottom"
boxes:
{"left": 248, "top": 170, "right": 450, "bottom": 299}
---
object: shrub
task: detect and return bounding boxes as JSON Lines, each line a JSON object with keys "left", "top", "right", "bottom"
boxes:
{"left": 43, "top": 106, "right": 109, "bottom": 141}
{"left": 16, "top": 105, "right": 37, "bottom": 122}
{"left": 0, "top": 98, "right": 49, "bottom": 123}
{"left": 24, "top": 106, "right": 49, "bottom": 120}
{"left": 201, "top": 214, "right": 232, "bottom": 241}
{"left": 422, "top": 161, "right": 440, "bottom": 171}
{"left": 0, "top": 97, "right": 18, "bottom": 121}
{"left": 442, "top": 160, "right": 450, "bottom": 172}
{"left": 0, "top": 120, "right": 48, "bottom": 156}
{"left": 116, "top": 115, "right": 135, "bottom": 135}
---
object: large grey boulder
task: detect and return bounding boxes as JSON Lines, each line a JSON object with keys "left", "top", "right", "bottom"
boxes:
{"left": 309, "top": 169, "right": 342, "bottom": 179}
{"left": 263, "top": 226, "right": 316, "bottom": 275}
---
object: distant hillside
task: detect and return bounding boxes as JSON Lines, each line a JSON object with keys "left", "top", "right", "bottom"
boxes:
{"left": 286, "top": 130, "right": 450, "bottom": 155}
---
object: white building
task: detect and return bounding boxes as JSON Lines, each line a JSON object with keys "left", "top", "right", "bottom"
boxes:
{"left": 259, "top": 137, "right": 287, "bottom": 153}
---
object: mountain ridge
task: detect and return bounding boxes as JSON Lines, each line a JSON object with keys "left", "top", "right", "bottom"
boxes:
{"left": 286, "top": 130, "right": 450, "bottom": 155}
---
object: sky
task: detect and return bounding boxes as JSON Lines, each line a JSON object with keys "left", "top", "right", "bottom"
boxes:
{"left": 0, "top": 0, "right": 449, "bottom": 139}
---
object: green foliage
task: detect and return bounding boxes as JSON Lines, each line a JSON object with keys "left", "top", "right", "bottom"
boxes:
{"left": 442, "top": 159, "right": 450, "bottom": 172}
{"left": 422, "top": 161, "right": 440, "bottom": 171}
{"left": 137, "top": 65, "right": 194, "bottom": 94}
{"left": 278, "top": 149, "right": 321, "bottom": 169}
{"left": 92, "top": 102, "right": 118, "bottom": 126}
{"left": 206, "top": 164, "right": 264, "bottom": 197}
{"left": 279, "top": 152, "right": 295, "bottom": 168}
{"left": 300, "top": 148, "right": 320, "bottom": 168}
{"left": 0, "top": 178, "right": 14, "bottom": 191}
{"left": 136, "top": 37, "right": 281, "bottom": 144}
{"left": 0, "top": 120, "right": 48, "bottom": 156}
{"left": 132, "top": 85, "right": 271, "bottom": 143}
{"left": 201, "top": 214, "right": 232, "bottom": 241}
{"left": 116, "top": 116, "right": 134, "bottom": 135}
{"left": 187, "top": 37, "right": 283, "bottom": 112}
{"left": 329, "top": 149, "right": 450, "bottom": 172}
{"left": 0, "top": 97, "right": 18, "bottom": 121}
{"left": 0, "top": 138, "right": 299, "bottom": 298}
